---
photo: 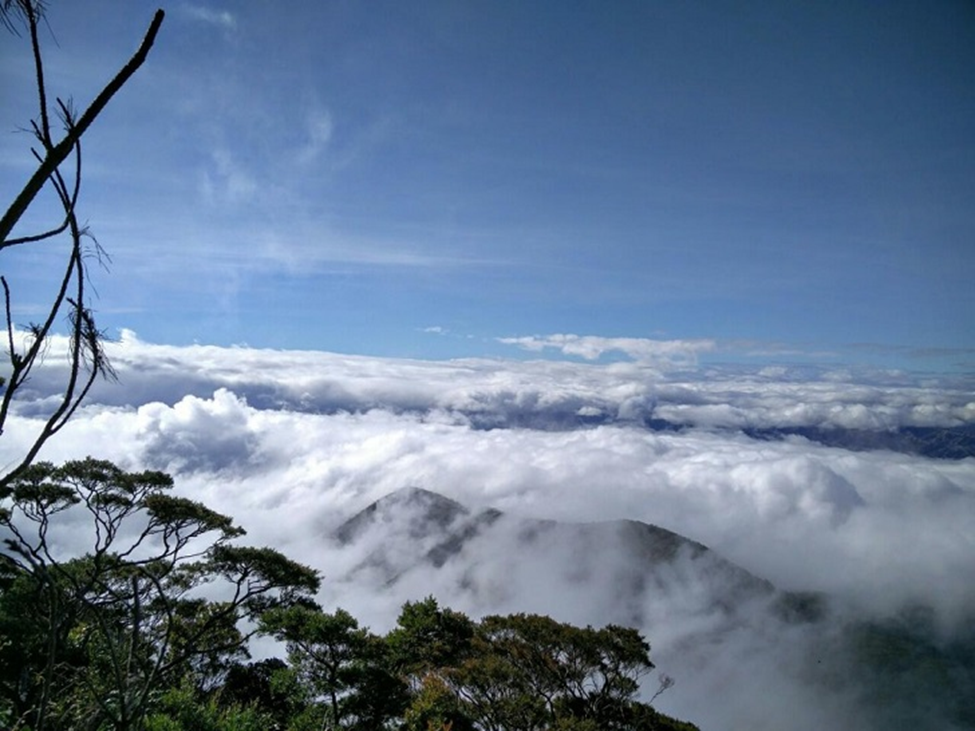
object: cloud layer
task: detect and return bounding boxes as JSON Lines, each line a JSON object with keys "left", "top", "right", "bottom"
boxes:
{"left": 497, "top": 333, "right": 716, "bottom": 366}
{"left": 3, "top": 334, "right": 973, "bottom": 729}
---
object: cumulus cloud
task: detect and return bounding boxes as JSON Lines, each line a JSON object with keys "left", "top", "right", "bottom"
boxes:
{"left": 135, "top": 388, "right": 262, "bottom": 473}
{"left": 3, "top": 335, "right": 973, "bottom": 729}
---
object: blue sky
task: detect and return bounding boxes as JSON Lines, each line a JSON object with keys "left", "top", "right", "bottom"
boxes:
{"left": 2, "top": 1, "right": 974, "bottom": 370}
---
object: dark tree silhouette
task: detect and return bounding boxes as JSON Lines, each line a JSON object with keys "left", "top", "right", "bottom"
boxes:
{"left": 0, "top": 1, "right": 165, "bottom": 488}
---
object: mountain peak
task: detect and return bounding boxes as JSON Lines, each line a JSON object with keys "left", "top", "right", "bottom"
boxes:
{"left": 332, "top": 488, "right": 779, "bottom": 626}
{"left": 334, "top": 486, "right": 469, "bottom": 546}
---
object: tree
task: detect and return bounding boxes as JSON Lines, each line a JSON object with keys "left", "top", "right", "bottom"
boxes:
{"left": 0, "top": 458, "right": 320, "bottom": 731}
{"left": 387, "top": 597, "right": 476, "bottom": 681}
{"left": 260, "top": 604, "right": 408, "bottom": 730}
{"left": 391, "top": 609, "right": 694, "bottom": 731}
{"left": 143, "top": 681, "right": 273, "bottom": 731}
{"left": 401, "top": 673, "right": 475, "bottom": 731}
{"left": 0, "top": 1, "right": 165, "bottom": 489}
{"left": 218, "top": 658, "right": 302, "bottom": 729}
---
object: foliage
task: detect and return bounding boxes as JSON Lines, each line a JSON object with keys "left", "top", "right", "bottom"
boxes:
{"left": 388, "top": 596, "right": 477, "bottom": 679}
{"left": 255, "top": 597, "right": 698, "bottom": 730}
{"left": 261, "top": 604, "right": 409, "bottom": 730}
{"left": 401, "top": 673, "right": 475, "bottom": 731}
{"left": 218, "top": 658, "right": 301, "bottom": 727}
{"left": 143, "top": 682, "right": 271, "bottom": 731}
{"left": 841, "top": 607, "right": 975, "bottom": 730}
{"left": 288, "top": 596, "right": 697, "bottom": 731}
{"left": 432, "top": 611, "right": 674, "bottom": 731}
{"left": 0, "top": 458, "right": 320, "bottom": 731}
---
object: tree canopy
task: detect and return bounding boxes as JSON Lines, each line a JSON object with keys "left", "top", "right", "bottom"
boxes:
{"left": 0, "top": 458, "right": 320, "bottom": 730}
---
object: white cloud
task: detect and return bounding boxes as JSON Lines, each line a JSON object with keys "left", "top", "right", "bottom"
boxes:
{"left": 2, "top": 335, "right": 973, "bottom": 729}
{"left": 181, "top": 4, "right": 237, "bottom": 32}
{"left": 498, "top": 333, "right": 716, "bottom": 366}
{"left": 13, "top": 330, "right": 975, "bottom": 432}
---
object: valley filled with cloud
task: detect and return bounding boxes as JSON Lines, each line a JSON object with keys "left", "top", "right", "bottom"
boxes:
{"left": 4, "top": 3, "right": 974, "bottom": 728}
{"left": 4, "top": 332, "right": 973, "bottom": 729}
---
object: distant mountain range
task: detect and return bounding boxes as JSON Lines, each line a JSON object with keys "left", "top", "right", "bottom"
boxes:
{"left": 462, "top": 410, "right": 975, "bottom": 460}
{"left": 646, "top": 420, "right": 975, "bottom": 460}
{"left": 332, "top": 487, "right": 822, "bottom": 633}
{"left": 330, "top": 487, "right": 975, "bottom": 730}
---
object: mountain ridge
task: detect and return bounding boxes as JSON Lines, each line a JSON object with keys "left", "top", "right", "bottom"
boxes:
{"left": 332, "top": 486, "right": 781, "bottom": 626}
{"left": 326, "top": 487, "right": 975, "bottom": 730}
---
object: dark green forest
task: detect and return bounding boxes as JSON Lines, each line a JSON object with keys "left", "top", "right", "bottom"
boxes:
{"left": 0, "top": 459, "right": 697, "bottom": 731}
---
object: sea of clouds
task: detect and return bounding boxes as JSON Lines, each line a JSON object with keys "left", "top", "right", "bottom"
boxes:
{"left": 3, "top": 331, "right": 974, "bottom": 730}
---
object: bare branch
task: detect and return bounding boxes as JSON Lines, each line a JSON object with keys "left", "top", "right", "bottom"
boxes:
{"left": 1, "top": 6, "right": 164, "bottom": 490}
{"left": 0, "top": 8, "right": 165, "bottom": 246}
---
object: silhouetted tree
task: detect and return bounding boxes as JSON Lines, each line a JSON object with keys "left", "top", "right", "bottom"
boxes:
{"left": 0, "top": 1, "right": 165, "bottom": 489}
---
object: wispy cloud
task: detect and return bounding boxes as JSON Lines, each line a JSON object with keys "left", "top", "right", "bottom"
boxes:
{"left": 181, "top": 4, "right": 237, "bottom": 32}
{"left": 295, "top": 108, "right": 334, "bottom": 166}
{"left": 498, "top": 333, "right": 716, "bottom": 366}
{"left": 722, "top": 339, "right": 841, "bottom": 360}
{"left": 199, "top": 147, "right": 257, "bottom": 206}
{"left": 848, "top": 342, "right": 975, "bottom": 364}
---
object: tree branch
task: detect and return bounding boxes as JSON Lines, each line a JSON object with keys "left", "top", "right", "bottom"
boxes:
{"left": 0, "top": 8, "right": 165, "bottom": 247}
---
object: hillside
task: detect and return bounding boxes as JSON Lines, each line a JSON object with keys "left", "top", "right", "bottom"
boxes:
{"left": 329, "top": 487, "right": 975, "bottom": 730}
